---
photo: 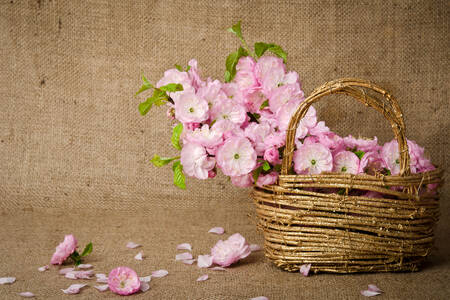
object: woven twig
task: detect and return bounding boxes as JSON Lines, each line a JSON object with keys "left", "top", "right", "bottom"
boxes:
{"left": 252, "top": 78, "right": 443, "bottom": 273}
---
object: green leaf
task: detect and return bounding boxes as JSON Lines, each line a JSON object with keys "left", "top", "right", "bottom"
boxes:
{"left": 171, "top": 123, "right": 183, "bottom": 150}
{"left": 138, "top": 90, "right": 168, "bottom": 116}
{"left": 262, "top": 161, "right": 271, "bottom": 172}
{"left": 260, "top": 100, "right": 269, "bottom": 110}
{"left": 227, "top": 21, "right": 243, "bottom": 39}
{"left": 186, "top": 65, "right": 191, "bottom": 72}
{"left": 70, "top": 251, "right": 82, "bottom": 266}
{"left": 172, "top": 161, "right": 186, "bottom": 189}
{"left": 175, "top": 64, "right": 183, "bottom": 72}
{"left": 252, "top": 166, "right": 262, "bottom": 183}
{"left": 267, "top": 45, "right": 287, "bottom": 63}
{"left": 159, "top": 83, "right": 183, "bottom": 93}
{"left": 254, "top": 42, "right": 287, "bottom": 63}
{"left": 354, "top": 150, "right": 365, "bottom": 160}
{"left": 224, "top": 46, "right": 248, "bottom": 82}
{"left": 135, "top": 74, "right": 154, "bottom": 96}
{"left": 81, "top": 242, "right": 93, "bottom": 257}
{"left": 150, "top": 154, "right": 179, "bottom": 167}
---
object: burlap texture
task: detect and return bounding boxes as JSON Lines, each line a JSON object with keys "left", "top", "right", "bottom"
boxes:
{"left": 0, "top": 0, "right": 449, "bottom": 299}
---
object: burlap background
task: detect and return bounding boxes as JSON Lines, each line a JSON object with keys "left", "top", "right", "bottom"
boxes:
{"left": 1, "top": 0, "right": 449, "bottom": 299}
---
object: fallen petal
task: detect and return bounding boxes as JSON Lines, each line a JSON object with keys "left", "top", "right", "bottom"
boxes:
{"left": 210, "top": 267, "right": 226, "bottom": 271}
{"left": 196, "top": 274, "right": 209, "bottom": 282}
{"left": 182, "top": 259, "right": 196, "bottom": 265}
{"left": 251, "top": 297, "right": 269, "bottom": 300}
{"left": 208, "top": 227, "right": 225, "bottom": 235}
{"left": 249, "top": 244, "right": 262, "bottom": 252}
{"left": 151, "top": 270, "right": 168, "bottom": 278}
{"left": 94, "top": 285, "right": 109, "bottom": 292}
{"left": 95, "top": 273, "right": 108, "bottom": 283}
{"left": 139, "top": 276, "right": 151, "bottom": 283}
{"left": 66, "top": 270, "right": 94, "bottom": 280}
{"left": 62, "top": 283, "right": 87, "bottom": 294}
{"left": 140, "top": 282, "right": 150, "bottom": 293}
{"left": 368, "top": 284, "right": 383, "bottom": 293}
{"left": 126, "top": 242, "right": 141, "bottom": 249}
{"left": 19, "top": 292, "right": 35, "bottom": 298}
{"left": 176, "top": 252, "right": 193, "bottom": 261}
{"left": 59, "top": 268, "right": 74, "bottom": 275}
{"left": 77, "top": 264, "right": 93, "bottom": 269}
{"left": 299, "top": 264, "right": 311, "bottom": 277}
{"left": 0, "top": 277, "right": 15, "bottom": 284}
{"left": 177, "top": 243, "right": 192, "bottom": 251}
{"left": 38, "top": 265, "right": 49, "bottom": 272}
{"left": 361, "top": 290, "right": 381, "bottom": 297}
{"left": 134, "top": 252, "right": 144, "bottom": 261}
{"left": 197, "top": 255, "right": 213, "bottom": 268}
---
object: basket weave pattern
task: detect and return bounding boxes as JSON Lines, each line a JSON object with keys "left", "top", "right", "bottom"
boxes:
{"left": 253, "top": 78, "right": 443, "bottom": 273}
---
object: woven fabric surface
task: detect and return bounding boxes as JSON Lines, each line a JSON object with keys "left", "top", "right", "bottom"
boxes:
{"left": 0, "top": 0, "right": 449, "bottom": 299}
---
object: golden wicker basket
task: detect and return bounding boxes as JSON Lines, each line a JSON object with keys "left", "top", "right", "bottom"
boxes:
{"left": 253, "top": 78, "right": 443, "bottom": 273}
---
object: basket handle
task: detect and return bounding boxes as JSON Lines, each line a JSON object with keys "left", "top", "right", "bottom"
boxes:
{"left": 281, "top": 78, "right": 411, "bottom": 176}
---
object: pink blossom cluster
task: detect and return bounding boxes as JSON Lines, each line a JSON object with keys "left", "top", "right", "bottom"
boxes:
{"left": 155, "top": 56, "right": 435, "bottom": 190}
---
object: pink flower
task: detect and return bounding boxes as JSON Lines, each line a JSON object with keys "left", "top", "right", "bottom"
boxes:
{"left": 211, "top": 233, "right": 251, "bottom": 267}
{"left": 276, "top": 99, "right": 301, "bottom": 132}
{"left": 174, "top": 92, "right": 209, "bottom": 124}
{"left": 382, "top": 139, "right": 433, "bottom": 175}
{"left": 308, "top": 121, "right": 329, "bottom": 137}
{"left": 187, "top": 59, "right": 204, "bottom": 90}
{"left": 381, "top": 140, "right": 401, "bottom": 175}
{"left": 343, "top": 135, "right": 380, "bottom": 152}
{"left": 234, "top": 57, "right": 258, "bottom": 95}
{"left": 181, "top": 142, "right": 215, "bottom": 179}
{"left": 293, "top": 143, "right": 333, "bottom": 174}
{"left": 256, "top": 171, "right": 278, "bottom": 187}
{"left": 295, "top": 107, "right": 317, "bottom": 144}
{"left": 244, "top": 122, "right": 272, "bottom": 155}
{"left": 359, "top": 151, "right": 385, "bottom": 174}
{"left": 216, "top": 137, "right": 257, "bottom": 177}
{"left": 196, "top": 79, "right": 227, "bottom": 113}
{"left": 184, "top": 124, "right": 223, "bottom": 148}
{"left": 264, "top": 132, "right": 286, "bottom": 149}
{"left": 268, "top": 83, "right": 303, "bottom": 114}
{"left": 230, "top": 174, "right": 254, "bottom": 187}
{"left": 108, "top": 267, "right": 141, "bottom": 296}
{"left": 244, "top": 90, "right": 267, "bottom": 113}
{"left": 50, "top": 235, "right": 77, "bottom": 265}
{"left": 263, "top": 147, "right": 281, "bottom": 165}
{"left": 210, "top": 98, "right": 246, "bottom": 126}
{"left": 333, "top": 151, "right": 360, "bottom": 174}
{"left": 254, "top": 56, "right": 286, "bottom": 95}
{"left": 156, "top": 69, "right": 194, "bottom": 100}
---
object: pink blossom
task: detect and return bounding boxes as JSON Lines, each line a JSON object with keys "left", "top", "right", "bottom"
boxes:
{"left": 308, "top": 121, "right": 329, "bottom": 137}
{"left": 108, "top": 267, "right": 141, "bottom": 296}
{"left": 208, "top": 169, "right": 217, "bottom": 178}
{"left": 211, "top": 233, "right": 251, "bottom": 267}
{"left": 295, "top": 107, "right": 318, "bottom": 143}
{"left": 210, "top": 98, "right": 246, "bottom": 126}
{"left": 244, "top": 89, "right": 267, "bottom": 113}
{"left": 181, "top": 142, "right": 215, "bottom": 179}
{"left": 276, "top": 99, "right": 301, "bottom": 132}
{"left": 256, "top": 172, "right": 278, "bottom": 187}
{"left": 187, "top": 59, "right": 204, "bottom": 90}
{"left": 264, "top": 132, "right": 286, "bottom": 149}
{"left": 381, "top": 140, "right": 401, "bottom": 175}
{"left": 174, "top": 92, "right": 209, "bottom": 124}
{"left": 343, "top": 135, "right": 380, "bottom": 152}
{"left": 234, "top": 56, "right": 258, "bottom": 95}
{"left": 50, "top": 235, "right": 77, "bottom": 265}
{"left": 184, "top": 124, "right": 223, "bottom": 148}
{"left": 196, "top": 79, "right": 227, "bottom": 113}
{"left": 359, "top": 151, "right": 385, "bottom": 174}
{"left": 263, "top": 147, "right": 281, "bottom": 165}
{"left": 333, "top": 151, "right": 360, "bottom": 174}
{"left": 216, "top": 137, "right": 257, "bottom": 177}
{"left": 317, "top": 132, "right": 344, "bottom": 154}
{"left": 293, "top": 143, "right": 333, "bottom": 174}
{"left": 230, "top": 174, "right": 254, "bottom": 187}
{"left": 254, "top": 56, "right": 286, "bottom": 95}
{"left": 156, "top": 69, "right": 194, "bottom": 100}
{"left": 244, "top": 122, "right": 272, "bottom": 155}
{"left": 268, "top": 84, "right": 303, "bottom": 114}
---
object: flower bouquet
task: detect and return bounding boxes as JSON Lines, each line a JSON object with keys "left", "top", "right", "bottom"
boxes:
{"left": 136, "top": 22, "right": 442, "bottom": 273}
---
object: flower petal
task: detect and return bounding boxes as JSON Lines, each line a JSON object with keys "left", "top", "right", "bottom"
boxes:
{"left": 140, "top": 282, "right": 150, "bottom": 293}
{"left": 176, "top": 252, "right": 193, "bottom": 261}
{"left": 368, "top": 284, "right": 383, "bottom": 293}
{"left": 59, "top": 267, "right": 74, "bottom": 275}
{"left": 65, "top": 270, "right": 94, "bottom": 280}
{"left": 19, "top": 292, "right": 35, "bottom": 298}
{"left": 208, "top": 227, "right": 225, "bottom": 235}
{"left": 210, "top": 267, "right": 226, "bottom": 271}
{"left": 197, "top": 255, "right": 213, "bottom": 268}
{"left": 139, "top": 276, "right": 151, "bottom": 283}
{"left": 249, "top": 244, "right": 262, "bottom": 252}
{"left": 251, "top": 297, "right": 269, "bottom": 300}
{"left": 177, "top": 243, "right": 192, "bottom": 251}
{"left": 134, "top": 251, "right": 144, "bottom": 261}
{"left": 94, "top": 285, "right": 109, "bottom": 292}
{"left": 38, "top": 265, "right": 49, "bottom": 272}
{"left": 196, "top": 274, "right": 209, "bottom": 282}
{"left": 61, "top": 284, "right": 87, "bottom": 294}
{"left": 126, "top": 242, "right": 141, "bottom": 249}
{"left": 151, "top": 270, "right": 168, "bottom": 278}
{"left": 95, "top": 273, "right": 108, "bottom": 283}
{"left": 182, "top": 259, "right": 196, "bottom": 265}
{"left": 361, "top": 290, "right": 381, "bottom": 297}
{"left": 0, "top": 277, "right": 16, "bottom": 284}
{"left": 299, "top": 264, "right": 311, "bottom": 277}
{"left": 77, "top": 264, "right": 93, "bottom": 269}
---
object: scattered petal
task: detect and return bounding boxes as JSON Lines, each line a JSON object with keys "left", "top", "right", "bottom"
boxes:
{"left": 197, "top": 255, "right": 213, "bottom": 268}
{"left": 134, "top": 251, "right": 144, "bottom": 261}
{"left": 182, "top": 259, "right": 196, "bottom": 265}
{"left": 139, "top": 276, "right": 151, "bottom": 283}
{"left": 151, "top": 270, "right": 168, "bottom": 278}
{"left": 77, "top": 264, "right": 93, "bottom": 269}
{"left": 176, "top": 252, "right": 193, "bottom": 261}
{"left": 299, "top": 264, "right": 311, "bottom": 277}
{"left": 249, "top": 244, "right": 262, "bottom": 252}
{"left": 62, "top": 283, "right": 87, "bottom": 294}
{"left": 95, "top": 273, "right": 108, "bottom": 283}
{"left": 196, "top": 274, "right": 209, "bottom": 282}
{"left": 251, "top": 297, "right": 269, "bottom": 300}
{"left": 368, "top": 284, "right": 383, "bottom": 293}
{"left": 361, "top": 290, "right": 381, "bottom": 297}
{"left": 19, "top": 292, "right": 35, "bottom": 298}
{"left": 59, "top": 268, "right": 74, "bottom": 275}
{"left": 0, "top": 277, "right": 15, "bottom": 284}
{"left": 94, "top": 285, "right": 109, "bottom": 292}
{"left": 210, "top": 267, "right": 226, "bottom": 271}
{"left": 38, "top": 265, "right": 49, "bottom": 272}
{"left": 208, "top": 227, "right": 225, "bottom": 235}
{"left": 126, "top": 242, "right": 141, "bottom": 249}
{"left": 177, "top": 243, "right": 192, "bottom": 251}
{"left": 65, "top": 270, "right": 94, "bottom": 280}
{"left": 140, "top": 281, "right": 150, "bottom": 293}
